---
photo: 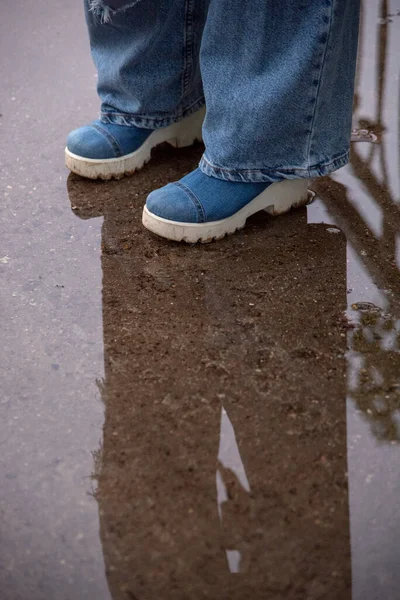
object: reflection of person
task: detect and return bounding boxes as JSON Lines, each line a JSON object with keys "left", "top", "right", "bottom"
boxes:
{"left": 66, "top": 0, "right": 360, "bottom": 243}
{"left": 68, "top": 164, "right": 351, "bottom": 599}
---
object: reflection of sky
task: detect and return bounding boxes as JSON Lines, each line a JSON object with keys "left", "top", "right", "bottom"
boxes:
{"left": 357, "top": 1, "right": 400, "bottom": 201}
{"left": 307, "top": 199, "right": 388, "bottom": 309}
{"left": 216, "top": 407, "right": 251, "bottom": 573}
{"left": 310, "top": 1, "right": 400, "bottom": 598}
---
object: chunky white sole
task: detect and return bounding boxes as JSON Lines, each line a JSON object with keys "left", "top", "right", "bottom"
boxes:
{"left": 142, "top": 179, "right": 311, "bottom": 244}
{"left": 65, "top": 107, "right": 205, "bottom": 180}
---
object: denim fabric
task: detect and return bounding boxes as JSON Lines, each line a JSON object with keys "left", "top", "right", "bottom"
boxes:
{"left": 85, "top": 0, "right": 360, "bottom": 183}
{"left": 85, "top": 0, "right": 207, "bottom": 126}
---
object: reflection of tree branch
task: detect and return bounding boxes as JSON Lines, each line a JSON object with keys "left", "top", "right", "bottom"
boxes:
{"left": 350, "top": 147, "right": 399, "bottom": 267}
{"left": 352, "top": 0, "right": 364, "bottom": 114}
{"left": 345, "top": 0, "right": 399, "bottom": 276}
{"left": 377, "top": 0, "right": 389, "bottom": 182}
{"left": 349, "top": 147, "right": 397, "bottom": 218}
{"left": 377, "top": 0, "right": 388, "bottom": 124}
{"left": 315, "top": 0, "right": 400, "bottom": 316}
{"left": 348, "top": 306, "right": 400, "bottom": 442}
{"left": 313, "top": 176, "right": 400, "bottom": 318}
{"left": 354, "top": 0, "right": 388, "bottom": 154}
{"left": 314, "top": 1, "right": 400, "bottom": 445}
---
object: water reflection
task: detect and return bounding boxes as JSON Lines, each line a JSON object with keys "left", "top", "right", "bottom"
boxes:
{"left": 65, "top": 3, "right": 400, "bottom": 597}
{"left": 348, "top": 304, "right": 400, "bottom": 441}
{"left": 311, "top": 0, "right": 400, "bottom": 447}
{"left": 308, "top": 2, "right": 400, "bottom": 597}
{"left": 68, "top": 153, "right": 351, "bottom": 598}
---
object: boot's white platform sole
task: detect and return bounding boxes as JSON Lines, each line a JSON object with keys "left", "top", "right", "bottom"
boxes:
{"left": 142, "top": 179, "right": 311, "bottom": 244}
{"left": 65, "top": 108, "right": 205, "bottom": 180}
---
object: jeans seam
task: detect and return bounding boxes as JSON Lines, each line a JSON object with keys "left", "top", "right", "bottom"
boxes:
{"left": 306, "top": 2, "right": 334, "bottom": 170}
{"left": 101, "top": 96, "right": 205, "bottom": 128}
{"left": 182, "top": 0, "right": 195, "bottom": 99}
{"left": 199, "top": 151, "right": 349, "bottom": 182}
{"left": 200, "top": 152, "right": 347, "bottom": 174}
{"left": 91, "top": 123, "right": 123, "bottom": 157}
{"left": 175, "top": 182, "right": 206, "bottom": 223}
{"left": 100, "top": 97, "right": 205, "bottom": 129}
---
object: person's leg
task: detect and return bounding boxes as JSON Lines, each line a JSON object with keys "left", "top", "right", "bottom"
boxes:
{"left": 200, "top": 0, "right": 360, "bottom": 182}
{"left": 144, "top": 0, "right": 361, "bottom": 242}
{"left": 66, "top": 0, "right": 208, "bottom": 179}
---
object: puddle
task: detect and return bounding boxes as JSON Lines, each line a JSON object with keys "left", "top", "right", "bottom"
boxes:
{"left": 0, "top": 0, "right": 399, "bottom": 599}
{"left": 307, "top": 2, "right": 400, "bottom": 597}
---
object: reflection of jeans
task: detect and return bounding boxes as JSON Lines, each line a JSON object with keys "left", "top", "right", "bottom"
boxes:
{"left": 85, "top": 0, "right": 360, "bottom": 182}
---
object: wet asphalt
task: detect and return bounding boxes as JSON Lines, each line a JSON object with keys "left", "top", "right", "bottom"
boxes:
{"left": 0, "top": 0, "right": 400, "bottom": 599}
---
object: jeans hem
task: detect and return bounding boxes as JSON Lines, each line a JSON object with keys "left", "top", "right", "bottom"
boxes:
{"left": 100, "top": 96, "right": 205, "bottom": 129}
{"left": 198, "top": 151, "right": 350, "bottom": 183}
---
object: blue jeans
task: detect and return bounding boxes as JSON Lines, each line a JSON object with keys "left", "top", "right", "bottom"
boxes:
{"left": 85, "top": 0, "right": 360, "bottom": 183}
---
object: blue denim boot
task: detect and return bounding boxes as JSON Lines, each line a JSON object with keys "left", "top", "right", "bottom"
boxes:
{"left": 143, "top": 169, "right": 310, "bottom": 243}
{"left": 65, "top": 109, "right": 204, "bottom": 180}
